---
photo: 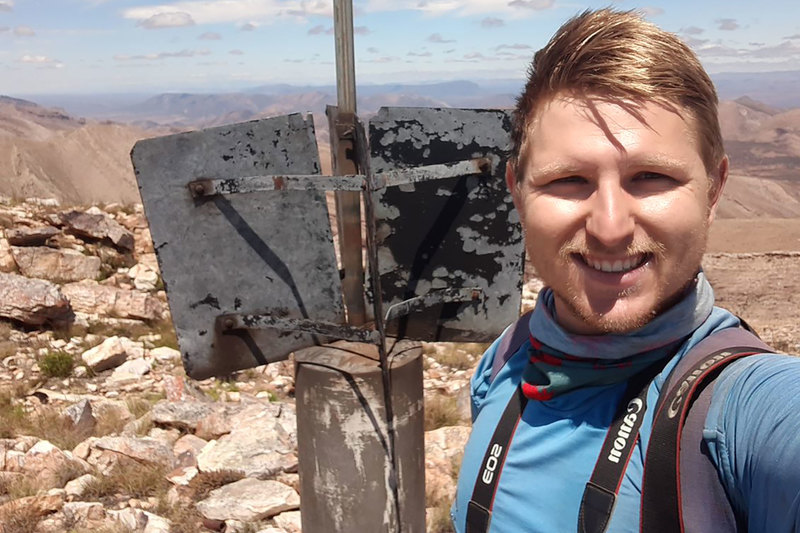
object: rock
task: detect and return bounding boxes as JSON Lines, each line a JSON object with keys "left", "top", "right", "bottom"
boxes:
{"left": 173, "top": 434, "right": 208, "bottom": 458}
{"left": 108, "top": 357, "right": 151, "bottom": 383}
{"left": 5, "top": 225, "right": 60, "bottom": 246}
{"left": 20, "top": 440, "right": 88, "bottom": 490}
{"left": 166, "top": 465, "right": 198, "bottom": 486}
{"left": 64, "top": 473, "right": 96, "bottom": 499}
{"left": 0, "top": 272, "right": 71, "bottom": 326}
{"left": 162, "top": 374, "right": 209, "bottom": 403}
{"left": 424, "top": 425, "right": 471, "bottom": 503}
{"left": 196, "top": 403, "right": 298, "bottom": 478}
{"left": 129, "top": 262, "right": 160, "bottom": 291}
{"left": 61, "top": 501, "right": 106, "bottom": 527}
{"left": 61, "top": 209, "right": 135, "bottom": 251}
{"left": 273, "top": 510, "right": 302, "bottom": 533}
{"left": 62, "top": 399, "right": 96, "bottom": 436}
{"left": 81, "top": 336, "right": 130, "bottom": 372}
{"left": 151, "top": 401, "right": 218, "bottom": 432}
{"left": 62, "top": 279, "right": 164, "bottom": 321}
{"left": 11, "top": 246, "right": 101, "bottom": 283}
{"left": 150, "top": 346, "right": 180, "bottom": 363}
{"left": 0, "top": 493, "right": 64, "bottom": 522}
{"left": 90, "top": 436, "right": 174, "bottom": 468}
{"left": 195, "top": 478, "right": 299, "bottom": 522}
{"left": 0, "top": 237, "right": 16, "bottom": 272}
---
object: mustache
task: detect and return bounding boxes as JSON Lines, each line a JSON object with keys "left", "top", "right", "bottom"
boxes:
{"left": 558, "top": 240, "right": 667, "bottom": 259}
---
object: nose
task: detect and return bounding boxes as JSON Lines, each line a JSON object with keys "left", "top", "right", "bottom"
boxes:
{"left": 585, "top": 180, "right": 635, "bottom": 249}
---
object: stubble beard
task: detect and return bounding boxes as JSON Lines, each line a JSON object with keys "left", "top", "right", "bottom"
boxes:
{"left": 538, "top": 238, "right": 697, "bottom": 334}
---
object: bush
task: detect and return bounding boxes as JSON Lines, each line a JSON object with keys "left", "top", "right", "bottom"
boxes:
{"left": 39, "top": 350, "right": 75, "bottom": 378}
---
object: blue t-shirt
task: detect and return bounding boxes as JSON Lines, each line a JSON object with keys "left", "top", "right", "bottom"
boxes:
{"left": 452, "top": 276, "right": 800, "bottom": 532}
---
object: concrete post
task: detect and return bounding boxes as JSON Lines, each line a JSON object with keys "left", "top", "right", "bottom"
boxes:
{"left": 295, "top": 340, "right": 426, "bottom": 533}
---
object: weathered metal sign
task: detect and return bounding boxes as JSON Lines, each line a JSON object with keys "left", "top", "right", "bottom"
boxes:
{"left": 131, "top": 108, "right": 524, "bottom": 378}
{"left": 131, "top": 114, "right": 343, "bottom": 379}
{"left": 369, "top": 107, "right": 524, "bottom": 342}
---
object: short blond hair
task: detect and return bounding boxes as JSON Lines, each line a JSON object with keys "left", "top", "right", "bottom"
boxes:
{"left": 511, "top": 8, "right": 723, "bottom": 175}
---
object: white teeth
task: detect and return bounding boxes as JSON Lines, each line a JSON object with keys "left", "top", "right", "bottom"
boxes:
{"left": 587, "top": 255, "right": 645, "bottom": 273}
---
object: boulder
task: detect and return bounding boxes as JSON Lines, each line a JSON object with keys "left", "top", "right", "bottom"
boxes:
{"left": 81, "top": 336, "right": 130, "bottom": 372}
{"left": 90, "top": 436, "right": 174, "bottom": 467}
{"left": 64, "top": 473, "right": 96, "bottom": 499}
{"left": 60, "top": 210, "right": 134, "bottom": 251}
{"left": 0, "top": 237, "right": 16, "bottom": 272}
{"left": 107, "top": 357, "right": 151, "bottom": 383}
{"left": 11, "top": 246, "right": 101, "bottom": 283}
{"left": 20, "top": 440, "right": 88, "bottom": 490}
{"left": 196, "top": 403, "right": 298, "bottom": 478}
{"left": 273, "top": 511, "right": 302, "bottom": 533}
{"left": 128, "top": 262, "right": 160, "bottom": 291}
{"left": 195, "top": 478, "right": 299, "bottom": 522}
{"left": 61, "top": 279, "right": 164, "bottom": 321}
{"left": 5, "top": 225, "right": 60, "bottom": 246}
{"left": 151, "top": 401, "right": 219, "bottom": 432}
{"left": 0, "top": 272, "right": 71, "bottom": 326}
{"left": 62, "top": 399, "right": 96, "bottom": 436}
{"left": 424, "top": 425, "right": 471, "bottom": 503}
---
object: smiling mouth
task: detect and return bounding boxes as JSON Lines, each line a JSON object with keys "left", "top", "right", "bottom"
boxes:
{"left": 578, "top": 253, "right": 650, "bottom": 274}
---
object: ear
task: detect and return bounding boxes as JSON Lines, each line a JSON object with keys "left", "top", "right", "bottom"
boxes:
{"left": 506, "top": 161, "right": 523, "bottom": 213}
{"left": 707, "top": 156, "right": 728, "bottom": 224}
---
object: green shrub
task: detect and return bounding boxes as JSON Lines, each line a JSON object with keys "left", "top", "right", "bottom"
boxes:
{"left": 39, "top": 350, "right": 75, "bottom": 378}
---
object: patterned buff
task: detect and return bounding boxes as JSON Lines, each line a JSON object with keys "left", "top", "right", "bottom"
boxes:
{"left": 520, "top": 335, "right": 677, "bottom": 401}
{"left": 520, "top": 271, "right": 715, "bottom": 401}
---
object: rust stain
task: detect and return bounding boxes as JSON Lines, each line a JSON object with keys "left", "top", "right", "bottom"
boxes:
{"left": 273, "top": 176, "right": 286, "bottom": 190}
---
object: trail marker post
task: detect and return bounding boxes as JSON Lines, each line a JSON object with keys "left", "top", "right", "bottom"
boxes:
{"left": 130, "top": 2, "right": 524, "bottom": 531}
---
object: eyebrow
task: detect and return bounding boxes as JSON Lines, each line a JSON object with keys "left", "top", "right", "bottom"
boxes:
{"left": 527, "top": 154, "right": 691, "bottom": 181}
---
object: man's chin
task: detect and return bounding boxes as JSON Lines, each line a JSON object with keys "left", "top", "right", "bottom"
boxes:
{"left": 559, "top": 295, "right": 658, "bottom": 335}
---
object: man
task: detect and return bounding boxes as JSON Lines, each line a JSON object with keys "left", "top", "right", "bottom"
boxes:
{"left": 452, "top": 8, "right": 800, "bottom": 533}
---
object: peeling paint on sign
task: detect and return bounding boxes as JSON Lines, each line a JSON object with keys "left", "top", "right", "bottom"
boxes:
{"left": 368, "top": 107, "right": 525, "bottom": 342}
{"left": 131, "top": 113, "right": 343, "bottom": 379}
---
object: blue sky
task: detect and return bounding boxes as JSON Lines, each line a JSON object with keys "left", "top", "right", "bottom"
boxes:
{"left": 2, "top": 0, "right": 800, "bottom": 95}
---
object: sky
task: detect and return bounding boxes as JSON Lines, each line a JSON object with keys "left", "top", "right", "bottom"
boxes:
{"left": 2, "top": 0, "right": 800, "bottom": 95}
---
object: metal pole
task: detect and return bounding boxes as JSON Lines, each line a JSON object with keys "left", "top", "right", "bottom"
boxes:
{"left": 331, "top": 0, "right": 366, "bottom": 325}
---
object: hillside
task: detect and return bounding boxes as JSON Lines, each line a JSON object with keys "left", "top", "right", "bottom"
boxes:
{"left": 0, "top": 92, "right": 799, "bottom": 215}
{"left": 0, "top": 98, "right": 148, "bottom": 205}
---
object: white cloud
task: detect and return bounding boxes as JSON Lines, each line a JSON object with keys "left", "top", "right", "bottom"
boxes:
{"left": 138, "top": 12, "right": 195, "bottom": 29}
{"left": 363, "top": 0, "right": 552, "bottom": 16}
{"left": 640, "top": 6, "right": 664, "bottom": 17}
{"left": 0, "top": 1, "right": 12, "bottom": 12}
{"left": 481, "top": 17, "right": 505, "bottom": 28}
{"left": 114, "top": 49, "right": 211, "bottom": 60}
{"left": 495, "top": 43, "right": 532, "bottom": 51}
{"left": 508, "top": 0, "right": 554, "bottom": 10}
{"left": 229, "top": 49, "right": 244, "bottom": 55}
{"left": 308, "top": 24, "right": 332, "bottom": 35}
{"left": 240, "top": 22, "right": 257, "bottom": 31}
{"left": 427, "top": 33, "right": 455, "bottom": 43}
{"left": 682, "top": 26, "right": 704, "bottom": 36}
{"left": 14, "top": 25, "right": 35, "bottom": 37}
{"left": 20, "top": 54, "right": 52, "bottom": 63}
{"left": 716, "top": 18, "right": 739, "bottom": 31}
{"left": 199, "top": 31, "right": 222, "bottom": 40}
{"left": 123, "top": 0, "right": 331, "bottom": 26}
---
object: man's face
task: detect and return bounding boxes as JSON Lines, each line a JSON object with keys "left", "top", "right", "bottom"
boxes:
{"left": 509, "top": 93, "right": 727, "bottom": 335}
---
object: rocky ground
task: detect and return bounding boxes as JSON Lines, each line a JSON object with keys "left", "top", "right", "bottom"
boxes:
{"left": 0, "top": 198, "right": 796, "bottom": 533}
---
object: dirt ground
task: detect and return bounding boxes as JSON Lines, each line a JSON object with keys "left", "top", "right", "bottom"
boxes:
{"left": 703, "top": 218, "right": 800, "bottom": 353}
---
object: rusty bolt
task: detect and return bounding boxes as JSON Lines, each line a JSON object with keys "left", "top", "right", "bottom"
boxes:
{"left": 472, "top": 289, "right": 482, "bottom": 300}
{"left": 190, "top": 182, "right": 206, "bottom": 197}
{"left": 222, "top": 317, "right": 235, "bottom": 330}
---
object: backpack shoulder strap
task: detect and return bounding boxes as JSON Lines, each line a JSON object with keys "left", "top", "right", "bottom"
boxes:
{"left": 640, "top": 327, "right": 774, "bottom": 533}
{"left": 489, "top": 309, "right": 534, "bottom": 384}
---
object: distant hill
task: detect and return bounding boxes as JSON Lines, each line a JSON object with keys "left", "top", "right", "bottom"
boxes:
{"left": 0, "top": 97, "right": 148, "bottom": 205}
{"left": 1, "top": 81, "right": 799, "bottom": 212}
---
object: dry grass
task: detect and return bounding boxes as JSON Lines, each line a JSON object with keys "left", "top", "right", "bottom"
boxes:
{"left": 0, "top": 474, "right": 40, "bottom": 500}
{"left": 426, "top": 485, "right": 455, "bottom": 533}
{"left": 80, "top": 461, "right": 170, "bottom": 503}
{"left": 186, "top": 469, "right": 245, "bottom": 501}
{"left": 424, "top": 394, "right": 464, "bottom": 431}
{"left": 0, "top": 503, "right": 42, "bottom": 533}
